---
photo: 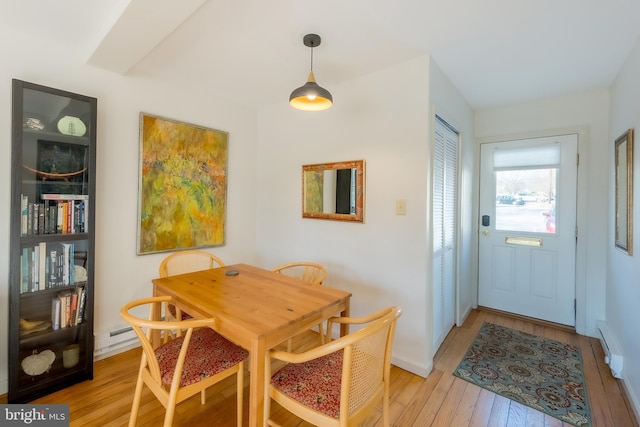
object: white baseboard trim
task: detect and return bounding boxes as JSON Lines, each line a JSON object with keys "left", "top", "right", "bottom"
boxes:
{"left": 621, "top": 376, "right": 640, "bottom": 425}
{"left": 391, "top": 355, "right": 431, "bottom": 378}
{"left": 94, "top": 341, "right": 140, "bottom": 361}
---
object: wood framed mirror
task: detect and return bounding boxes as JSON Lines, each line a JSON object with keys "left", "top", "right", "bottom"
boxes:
{"left": 615, "top": 129, "right": 633, "bottom": 255}
{"left": 302, "top": 160, "right": 365, "bottom": 222}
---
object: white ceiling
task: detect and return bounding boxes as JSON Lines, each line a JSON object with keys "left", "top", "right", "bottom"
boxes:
{"left": 4, "top": 0, "right": 640, "bottom": 109}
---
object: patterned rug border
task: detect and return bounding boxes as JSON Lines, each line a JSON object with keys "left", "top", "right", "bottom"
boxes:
{"left": 453, "top": 322, "right": 592, "bottom": 427}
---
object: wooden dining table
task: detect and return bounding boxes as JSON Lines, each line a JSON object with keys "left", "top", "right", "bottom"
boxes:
{"left": 152, "top": 263, "right": 352, "bottom": 427}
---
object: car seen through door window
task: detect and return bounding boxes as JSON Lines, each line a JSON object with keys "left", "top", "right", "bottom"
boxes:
{"left": 496, "top": 194, "right": 525, "bottom": 205}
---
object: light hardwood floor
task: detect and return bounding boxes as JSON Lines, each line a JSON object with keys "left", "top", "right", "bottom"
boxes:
{"left": 2, "top": 309, "right": 638, "bottom": 426}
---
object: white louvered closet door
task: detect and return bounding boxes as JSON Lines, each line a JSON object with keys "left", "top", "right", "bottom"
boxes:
{"left": 432, "top": 116, "right": 458, "bottom": 352}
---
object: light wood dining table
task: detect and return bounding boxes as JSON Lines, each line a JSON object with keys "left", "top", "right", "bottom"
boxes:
{"left": 152, "top": 263, "right": 352, "bottom": 427}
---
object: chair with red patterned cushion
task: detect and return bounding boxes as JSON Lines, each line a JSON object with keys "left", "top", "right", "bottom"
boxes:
{"left": 265, "top": 306, "right": 402, "bottom": 427}
{"left": 159, "top": 250, "right": 225, "bottom": 321}
{"left": 120, "top": 296, "right": 248, "bottom": 427}
{"left": 271, "top": 261, "right": 328, "bottom": 351}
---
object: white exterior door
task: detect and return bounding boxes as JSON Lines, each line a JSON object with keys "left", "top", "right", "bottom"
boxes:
{"left": 478, "top": 134, "right": 578, "bottom": 326}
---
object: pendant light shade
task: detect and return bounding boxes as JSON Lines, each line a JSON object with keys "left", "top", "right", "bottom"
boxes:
{"left": 290, "top": 34, "right": 333, "bottom": 111}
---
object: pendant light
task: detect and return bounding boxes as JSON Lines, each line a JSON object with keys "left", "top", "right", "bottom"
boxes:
{"left": 289, "top": 34, "right": 333, "bottom": 111}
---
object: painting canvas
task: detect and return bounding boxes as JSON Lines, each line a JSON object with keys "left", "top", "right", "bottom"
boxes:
{"left": 138, "top": 113, "right": 228, "bottom": 254}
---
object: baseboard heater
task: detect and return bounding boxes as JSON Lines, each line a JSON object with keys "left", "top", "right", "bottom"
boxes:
{"left": 94, "top": 326, "right": 139, "bottom": 359}
{"left": 596, "top": 320, "right": 623, "bottom": 379}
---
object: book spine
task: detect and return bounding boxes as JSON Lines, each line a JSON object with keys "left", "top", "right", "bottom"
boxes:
{"left": 57, "top": 202, "right": 64, "bottom": 233}
{"left": 48, "top": 204, "right": 57, "bottom": 234}
{"left": 58, "top": 292, "right": 67, "bottom": 328}
{"left": 29, "top": 203, "right": 40, "bottom": 234}
{"left": 38, "top": 242, "right": 46, "bottom": 291}
{"left": 74, "top": 286, "right": 83, "bottom": 325}
{"left": 69, "top": 292, "right": 78, "bottom": 327}
{"left": 20, "top": 250, "right": 24, "bottom": 293}
{"left": 74, "top": 202, "right": 81, "bottom": 233}
{"left": 41, "top": 194, "right": 89, "bottom": 201}
{"left": 51, "top": 298, "right": 61, "bottom": 331}
{"left": 20, "top": 249, "right": 27, "bottom": 293}
{"left": 83, "top": 202, "right": 89, "bottom": 232}
{"left": 65, "top": 292, "right": 71, "bottom": 326}
{"left": 61, "top": 243, "right": 71, "bottom": 286}
{"left": 68, "top": 200, "right": 74, "bottom": 234}
{"left": 37, "top": 203, "right": 45, "bottom": 234}
{"left": 22, "top": 247, "right": 32, "bottom": 293}
{"left": 21, "top": 194, "right": 28, "bottom": 236}
{"left": 62, "top": 202, "right": 68, "bottom": 234}
{"left": 49, "top": 247, "right": 58, "bottom": 289}
{"left": 33, "top": 244, "right": 39, "bottom": 291}
{"left": 43, "top": 200, "right": 50, "bottom": 234}
{"left": 76, "top": 287, "right": 86, "bottom": 324}
{"left": 69, "top": 243, "right": 75, "bottom": 284}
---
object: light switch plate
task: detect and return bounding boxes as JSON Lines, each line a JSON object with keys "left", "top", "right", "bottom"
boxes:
{"left": 396, "top": 199, "right": 406, "bottom": 215}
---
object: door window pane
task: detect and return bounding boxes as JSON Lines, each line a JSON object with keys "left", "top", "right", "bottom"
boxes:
{"left": 495, "top": 169, "right": 556, "bottom": 233}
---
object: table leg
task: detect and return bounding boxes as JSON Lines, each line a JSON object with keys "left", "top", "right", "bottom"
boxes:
{"left": 340, "top": 298, "right": 351, "bottom": 337}
{"left": 249, "top": 337, "right": 267, "bottom": 427}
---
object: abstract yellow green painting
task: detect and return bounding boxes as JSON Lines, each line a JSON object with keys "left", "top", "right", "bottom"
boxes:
{"left": 138, "top": 113, "right": 228, "bottom": 254}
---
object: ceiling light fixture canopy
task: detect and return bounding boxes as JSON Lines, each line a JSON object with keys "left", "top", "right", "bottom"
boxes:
{"left": 289, "top": 34, "right": 333, "bottom": 111}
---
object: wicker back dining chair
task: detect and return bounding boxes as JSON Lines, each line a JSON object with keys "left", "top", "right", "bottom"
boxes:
{"left": 265, "top": 306, "right": 402, "bottom": 427}
{"left": 159, "top": 250, "right": 225, "bottom": 321}
{"left": 120, "top": 296, "right": 248, "bottom": 427}
{"left": 271, "top": 261, "right": 328, "bottom": 351}
{"left": 271, "top": 261, "right": 327, "bottom": 284}
{"left": 159, "top": 250, "right": 225, "bottom": 277}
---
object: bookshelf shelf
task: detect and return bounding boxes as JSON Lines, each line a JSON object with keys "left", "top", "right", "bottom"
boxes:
{"left": 9, "top": 79, "right": 96, "bottom": 403}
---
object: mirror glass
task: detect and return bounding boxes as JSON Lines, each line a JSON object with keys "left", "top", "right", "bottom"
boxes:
{"left": 615, "top": 129, "right": 633, "bottom": 255}
{"left": 302, "top": 160, "right": 365, "bottom": 222}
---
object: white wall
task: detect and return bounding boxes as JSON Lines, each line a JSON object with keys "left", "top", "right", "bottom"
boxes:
{"left": 428, "top": 60, "right": 475, "bottom": 327}
{"left": 256, "top": 56, "right": 433, "bottom": 376}
{"left": 474, "top": 89, "right": 611, "bottom": 337}
{"left": 255, "top": 55, "right": 474, "bottom": 376}
{"left": 0, "top": 25, "right": 259, "bottom": 394}
{"left": 608, "top": 35, "right": 640, "bottom": 417}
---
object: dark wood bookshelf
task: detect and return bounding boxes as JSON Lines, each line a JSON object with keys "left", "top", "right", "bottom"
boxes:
{"left": 8, "top": 79, "right": 96, "bottom": 403}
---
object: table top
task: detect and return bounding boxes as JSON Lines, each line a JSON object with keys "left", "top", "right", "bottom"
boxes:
{"left": 152, "top": 263, "right": 352, "bottom": 347}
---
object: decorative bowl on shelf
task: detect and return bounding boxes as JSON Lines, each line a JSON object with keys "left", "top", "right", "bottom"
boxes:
{"left": 21, "top": 349, "right": 56, "bottom": 376}
{"left": 57, "top": 115, "right": 86, "bottom": 136}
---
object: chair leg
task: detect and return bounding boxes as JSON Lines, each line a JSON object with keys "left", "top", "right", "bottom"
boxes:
{"left": 163, "top": 403, "right": 176, "bottom": 427}
{"left": 287, "top": 337, "right": 293, "bottom": 352}
{"left": 128, "top": 374, "right": 145, "bottom": 427}
{"left": 163, "top": 384, "right": 181, "bottom": 427}
{"left": 201, "top": 389, "right": 206, "bottom": 405}
{"left": 382, "top": 388, "right": 390, "bottom": 427}
{"left": 237, "top": 362, "right": 244, "bottom": 427}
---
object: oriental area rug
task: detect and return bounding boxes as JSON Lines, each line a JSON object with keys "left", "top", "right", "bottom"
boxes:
{"left": 453, "top": 322, "right": 591, "bottom": 426}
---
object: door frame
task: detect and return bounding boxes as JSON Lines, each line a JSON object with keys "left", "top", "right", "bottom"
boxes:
{"left": 473, "top": 127, "right": 589, "bottom": 334}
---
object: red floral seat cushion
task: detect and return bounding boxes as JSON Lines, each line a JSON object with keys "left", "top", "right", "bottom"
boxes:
{"left": 270, "top": 350, "right": 344, "bottom": 418}
{"left": 168, "top": 304, "right": 193, "bottom": 320}
{"left": 155, "top": 327, "right": 248, "bottom": 387}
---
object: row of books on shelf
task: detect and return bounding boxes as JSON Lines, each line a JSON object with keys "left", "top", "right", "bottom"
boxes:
{"left": 51, "top": 286, "right": 87, "bottom": 330}
{"left": 21, "top": 193, "right": 89, "bottom": 236}
{"left": 20, "top": 241, "right": 82, "bottom": 294}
